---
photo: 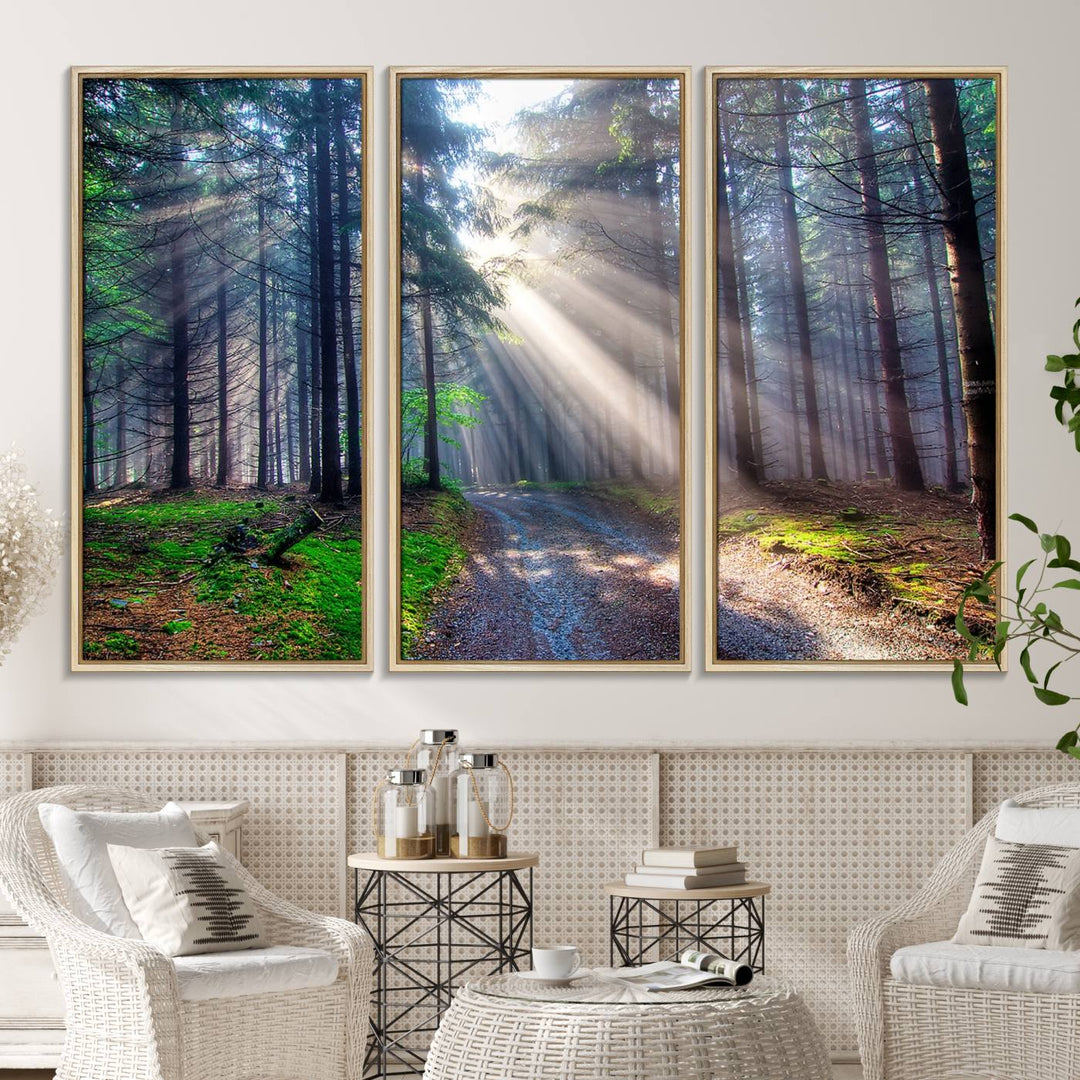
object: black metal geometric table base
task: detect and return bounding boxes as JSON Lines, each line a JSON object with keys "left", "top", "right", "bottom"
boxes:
{"left": 355, "top": 866, "right": 533, "bottom": 1078}
{"left": 609, "top": 893, "right": 765, "bottom": 972}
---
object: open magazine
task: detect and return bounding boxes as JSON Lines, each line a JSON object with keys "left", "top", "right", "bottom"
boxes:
{"left": 595, "top": 949, "right": 753, "bottom": 992}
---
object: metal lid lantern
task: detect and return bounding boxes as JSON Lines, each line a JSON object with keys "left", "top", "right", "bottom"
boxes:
{"left": 452, "top": 752, "right": 515, "bottom": 859}
{"left": 376, "top": 769, "right": 436, "bottom": 859}
{"left": 415, "top": 730, "right": 462, "bottom": 857}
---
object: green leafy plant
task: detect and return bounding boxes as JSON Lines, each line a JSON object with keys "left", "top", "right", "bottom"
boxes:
{"left": 400, "top": 384, "right": 486, "bottom": 459}
{"left": 953, "top": 299, "right": 1080, "bottom": 758}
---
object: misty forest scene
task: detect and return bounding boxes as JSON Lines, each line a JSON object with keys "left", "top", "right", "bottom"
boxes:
{"left": 80, "top": 77, "right": 366, "bottom": 663}
{"left": 713, "top": 76, "right": 998, "bottom": 662}
{"left": 399, "top": 76, "right": 683, "bottom": 663}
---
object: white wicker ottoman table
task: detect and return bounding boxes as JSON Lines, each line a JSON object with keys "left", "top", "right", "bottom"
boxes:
{"left": 423, "top": 972, "right": 831, "bottom": 1080}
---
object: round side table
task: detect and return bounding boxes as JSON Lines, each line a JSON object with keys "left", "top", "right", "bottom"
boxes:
{"left": 349, "top": 851, "right": 539, "bottom": 1079}
{"left": 606, "top": 880, "right": 771, "bottom": 971}
{"left": 423, "top": 972, "right": 831, "bottom": 1080}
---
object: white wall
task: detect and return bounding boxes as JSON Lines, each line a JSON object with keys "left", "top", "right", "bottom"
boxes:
{"left": 0, "top": 0, "right": 1076, "bottom": 747}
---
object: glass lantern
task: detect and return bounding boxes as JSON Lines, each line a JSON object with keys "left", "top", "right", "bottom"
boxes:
{"left": 452, "top": 753, "right": 513, "bottom": 859}
{"left": 415, "top": 729, "right": 461, "bottom": 857}
{"left": 376, "top": 769, "right": 435, "bottom": 859}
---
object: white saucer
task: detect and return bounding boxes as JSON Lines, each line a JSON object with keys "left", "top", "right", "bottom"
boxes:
{"left": 514, "top": 970, "right": 590, "bottom": 986}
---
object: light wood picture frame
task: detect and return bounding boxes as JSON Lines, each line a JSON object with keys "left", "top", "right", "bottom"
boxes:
{"left": 704, "top": 68, "right": 1006, "bottom": 670}
{"left": 72, "top": 67, "right": 374, "bottom": 670}
{"left": 389, "top": 67, "right": 691, "bottom": 671}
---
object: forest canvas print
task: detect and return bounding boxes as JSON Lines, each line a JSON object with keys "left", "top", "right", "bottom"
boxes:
{"left": 708, "top": 71, "right": 1002, "bottom": 666}
{"left": 74, "top": 70, "right": 371, "bottom": 668}
{"left": 393, "top": 70, "right": 688, "bottom": 668}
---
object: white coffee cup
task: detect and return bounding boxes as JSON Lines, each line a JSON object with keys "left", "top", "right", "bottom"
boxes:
{"left": 532, "top": 945, "right": 581, "bottom": 979}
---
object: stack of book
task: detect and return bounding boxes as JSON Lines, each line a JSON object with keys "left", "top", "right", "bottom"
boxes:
{"left": 624, "top": 845, "right": 747, "bottom": 890}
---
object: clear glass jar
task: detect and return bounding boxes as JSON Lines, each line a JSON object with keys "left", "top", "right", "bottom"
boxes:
{"left": 415, "top": 730, "right": 461, "bottom": 857}
{"left": 452, "top": 753, "right": 512, "bottom": 859}
{"left": 376, "top": 769, "right": 435, "bottom": 859}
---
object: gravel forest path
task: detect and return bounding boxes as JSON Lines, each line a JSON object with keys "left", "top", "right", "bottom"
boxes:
{"left": 715, "top": 537, "right": 962, "bottom": 662}
{"left": 415, "top": 487, "right": 680, "bottom": 662}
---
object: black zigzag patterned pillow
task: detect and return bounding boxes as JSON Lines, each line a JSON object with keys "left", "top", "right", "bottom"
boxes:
{"left": 108, "top": 841, "right": 267, "bottom": 956}
{"left": 954, "top": 835, "right": 1080, "bottom": 950}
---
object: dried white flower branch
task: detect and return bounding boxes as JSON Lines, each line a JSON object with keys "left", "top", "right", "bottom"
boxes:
{"left": 0, "top": 447, "right": 64, "bottom": 661}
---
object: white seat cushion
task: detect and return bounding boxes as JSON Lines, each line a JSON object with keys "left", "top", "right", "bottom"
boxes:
{"left": 891, "top": 940, "right": 1080, "bottom": 995}
{"left": 173, "top": 945, "right": 339, "bottom": 1002}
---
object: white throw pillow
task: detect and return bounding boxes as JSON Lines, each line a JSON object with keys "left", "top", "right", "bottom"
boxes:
{"left": 953, "top": 834, "right": 1080, "bottom": 949}
{"left": 996, "top": 798, "right": 1080, "bottom": 848}
{"left": 108, "top": 841, "right": 266, "bottom": 957}
{"left": 38, "top": 801, "right": 197, "bottom": 937}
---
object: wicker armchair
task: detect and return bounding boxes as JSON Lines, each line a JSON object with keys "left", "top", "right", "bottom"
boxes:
{"left": 849, "top": 782, "right": 1080, "bottom": 1080}
{"left": 0, "top": 785, "right": 373, "bottom": 1080}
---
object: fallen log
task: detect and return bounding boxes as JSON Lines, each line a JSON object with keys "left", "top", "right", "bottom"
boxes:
{"left": 266, "top": 507, "right": 324, "bottom": 564}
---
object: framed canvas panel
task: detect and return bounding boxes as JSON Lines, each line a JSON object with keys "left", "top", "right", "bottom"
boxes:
{"left": 705, "top": 69, "right": 1005, "bottom": 670}
{"left": 72, "top": 68, "right": 373, "bottom": 670}
{"left": 390, "top": 67, "right": 691, "bottom": 670}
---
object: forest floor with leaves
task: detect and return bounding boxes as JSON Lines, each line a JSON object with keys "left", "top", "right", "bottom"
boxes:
{"left": 714, "top": 481, "right": 993, "bottom": 661}
{"left": 404, "top": 482, "right": 680, "bottom": 662}
{"left": 81, "top": 488, "right": 364, "bottom": 663}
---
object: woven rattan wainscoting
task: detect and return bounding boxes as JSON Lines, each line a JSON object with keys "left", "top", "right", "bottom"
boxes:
{"left": 0, "top": 745, "right": 1068, "bottom": 1058}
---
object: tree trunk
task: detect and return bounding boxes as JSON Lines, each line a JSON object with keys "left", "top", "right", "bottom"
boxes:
{"left": 412, "top": 147, "right": 442, "bottom": 492}
{"left": 855, "top": 268, "right": 892, "bottom": 478}
{"left": 214, "top": 164, "right": 230, "bottom": 488}
{"left": 839, "top": 249, "right": 872, "bottom": 478}
{"left": 168, "top": 97, "right": 191, "bottom": 491}
{"left": 83, "top": 371, "right": 96, "bottom": 494}
{"left": 645, "top": 158, "right": 680, "bottom": 477}
{"left": 618, "top": 310, "right": 643, "bottom": 481}
{"left": 333, "top": 81, "right": 363, "bottom": 497}
{"left": 716, "top": 108, "right": 758, "bottom": 486}
{"left": 924, "top": 77, "right": 997, "bottom": 557}
{"left": 849, "top": 78, "right": 925, "bottom": 492}
{"left": 774, "top": 80, "right": 828, "bottom": 480}
{"left": 903, "top": 82, "right": 960, "bottom": 492}
{"left": 313, "top": 79, "right": 343, "bottom": 504}
{"left": 307, "top": 146, "right": 322, "bottom": 494}
{"left": 114, "top": 358, "right": 127, "bottom": 487}
{"left": 256, "top": 111, "right": 270, "bottom": 493}
{"left": 722, "top": 107, "right": 763, "bottom": 470}
{"left": 267, "top": 507, "right": 324, "bottom": 564}
{"left": 834, "top": 287, "right": 861, "bottom": 480}
{"left": 297, "top": 291, "right": 310, "bottom": 485}
{"left": 272, "top": 282, "right": 283, "bottom": 486}
{"left": 776, "top": 248, "right": 804, "bottom": 479}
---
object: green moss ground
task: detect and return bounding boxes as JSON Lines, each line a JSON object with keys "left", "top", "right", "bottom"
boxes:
{"left": 716, "top": 506, "right": 981, "bottom": 614}
{"left": 82, "top": 492, "right": 364, "bottom": 662}
{"left": 399, "top": 489, "right": 472, "bottom": 659}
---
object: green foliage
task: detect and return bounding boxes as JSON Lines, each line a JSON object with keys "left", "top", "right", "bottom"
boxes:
{"left": 401, "top": 459, "right": 465, "bottom": 495}
{"left": 163, "top": 620, "right": 192, "bottom": 634}
{"left": 952, "top": 301, "right": 1080, "bottom": 756}
{"left": 1045, "top": 297, "right": 1080, "bottom": 452}
{"left": 401, "top": 384, "right": 487, "bottom": 456}
{"left": 88, "top": 632, "right": 140, "bottom": 659}
{"left": 400, "top": 531, "right": 466, "bottom": 658}
{"left": 398, "top": 490, "right": 472, "bottom": 658}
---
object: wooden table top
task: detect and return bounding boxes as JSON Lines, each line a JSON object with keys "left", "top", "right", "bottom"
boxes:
{"left": 348, "top": 851, "right": 540, "bottom": 873}
{"left": 604, "top": 880, "right": 771, "bottom": 901}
